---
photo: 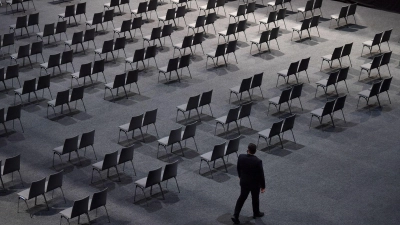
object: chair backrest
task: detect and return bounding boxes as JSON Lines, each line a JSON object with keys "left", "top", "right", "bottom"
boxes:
{"left": 150, "top": 26, "right": 162, "bottom": 40}
{"left": 225, "top": 135, "right": 240, "bottom": 155}
{"left": 370, "top": 54, "right": 383, "bottom": 69}
{"left": 56, "top": 21, "right": 67, "bottom": 34}
{"left": 211, "top": 143, "right": 226, "bottom": 161}
{"left": 162, "top": 160, "right": 178, "bottom": 181}
{"left": 313, "top": 0, "right": 322, "bottom": 9}
{"left": 114, "top": 37, "right": 126, "bottom": 51}
{"left": 194, "top": 15, "right": 206, "bottom": 28}
{"left": 322, "top": 99, "right": 335, "bottom": 116}
{"left": 3, "top": 154, "right": 21, "bottom": 175}
{"left": 145, "top": 167, "right": 162, "bottom": 188}
{"left": 132, "top": 16, "right": 143, "bottom": 29}
{"left": 3, "top": 33, "right": 15, "bottom": 47}
{"left": 161, "top": 24, "right": 173, "bottom": 38}
{"left": 102, "top": 151, "right": 119, "bottom": 170}
{"left": 205, "top": 12, "right": 217, "bottom": 25}
{"left": 166, "top": 57, "right": 179, "bottom": 72}
{"left": 92, "top": 59, "right": 105, "bottom": 75}
{"left": 239, "top": 77, "right": 252, "bottom": 93}
{"left": 337, "top": 67, "right": 349, "bottom": 82}
{"left": 341, "top": 42, "right": 353, "bottom": 57}
{"left": 236, "top": 20, "right": 247, "bottom": 33}
{"left": 137, "top": 1, "right": 148, "bottom": 14}
{"left": 104, "top": 9, "right": 114, "bottom": 23}
{"left": 282, "top": 114, "right": 295, "bottom": 133}
{"left": 237, "top": 4, "right": 246, "bottom": 16}
{"left": 380, "top": 51, "right": 392, "bottom": 66}
{"left": 277, "top": 8, "right": 286, "bottom": 20}
{"left": 48, "top": 53, "right": 61, "bottom": 68}
{"left": 226, "top": 40, "right": 237, "bottom": 54}
{"left": 305, "top": 0, "right": 314, "bottom": 11}
{"left": 176, "top": 6, "right": 186, "bottom": 18}
{"left": 89, "top": 188, "right": 108, "bottom": 211}
{"left": 186, "top": 94, "right": 201, "bottom": 111}
{"left": 28, "top": 12, "right": 39, "bottom": 27}
{"left": 120, "top": 19, "right": 132, "bottom": 32}
{"left": 72, "top": 31, "right": 84, "bottom": 45}
{"left": 215, "top": 43, "right": 226, "bottom": 57}
{"left": 371, "top": 32, "right": 383, "bottom": 46}
{"left": 333, "top": 95, "right": 346, "bottom": 112}
{"left": 43, "top": 23, "right": 55, "bottom": 36}
{"left": 226, "top": 106, "right": 241, "bottom": 123}
{"left": 71, "top": 196, "right": 90, "bottom": 219}
{"left": 128, "top": 114, "right": 144, "bottom": 131}
{"left": 269, "top": 27, "right": 280, "bottom": 40}
{"left": 61, "top": 50, "right": 73, "bottom": 65}
{"left": 22, "top": 78, "right": 36, "bottom": 94}
{"left": 37, "top": 74, "right": 51, "bottom": 91}
{"left": 113, "top": 73, "right": 127, "bottom": 88}
{"left": 165, "top": 8, "right": 176, "bottom": 20}
{"left": 92, "top": 12, "right": 104, "bottom": 25}
{"left": 216, "top": 0, "right": 225, "bottom": 7}
{"left": 16, "top": 15, "right": 28, "bottom": 29}
{"left": 83, "top": 28, "right": 95, "bottom": 42}
{"left": 179, "top": 54, "right": 191, "bottom": 70}
{"left": 199, "top": 90, "right": 213, "bottom": 107}
{"left": 278, "top": 88, "right": 292, "bottom": 104}
{"left": 339, "top": 6, "right": 349, "bottom": 18}
{"left": 46, "top": 170, "right": 63, "bottom": 192}
{"left": 76, "top": 2, "right": 86, "bottom": 15}
{"left": 182, "top": 122, "right": 197, "bottom": 140}
{"left": 65, "top": 5, "right": 76, "bottom": 17}
{"left": 347, "top": 3, "right": 357, "bottom": 16}
{"left": 251, "top": 73, "right": 263, "bottom": 89}
{"left": 5, "top": 64, "right": 19, "bottom": 79}
{"left": 62, "top": 135, "right": 79, "bottom": 154}
{"left": 148, "top": 0, "right": 158, "bottom": 11}
{"left": 110, "top": 0, "right": 119, "bottom": 7}
{"left": 28, "top": 177, "right": 46, "bottom": 199}
{"left": 118, "top": 145, "right": 134, "bottom": 164}
{"left": 79, "top": 62, "right": 92, "bottom": 78}
{"left": 55, "top": 89, "right": 70, "bottom": 107}
{"left": 126, "top": 69, "right": 139, "bottom": 85}
{"left": 238, "top": 102, "right": 252, "bottom": 119}
{"left": 290, "top": 83, "right": 303, "bottom": 100}
{"left": 327, "top": 71, "right": 339, "bottom": 86}
{"left": 0, "top": 108, "right": 3, "bottom": 123}
{"left": 167, "top": 127, "right": 183, "bottom": 145}
{"left": 79, "top": 130, "right": 95, "bottom": 149}
{"left": 259, "top": 30, "right": 270, "bottom": 44}
{"left": 301, "top": 18, "right": 311, "bottom": 30}
{"left": 369, "top": 81, "right": 382, "bottom": 97}
{"left": 331, "top": 46, "right": 343, "bottom": 60}
{"left": 287, "top": 61, "right": 299, "bottom": 75}
{"left": 17, "top": 44, "right": 30, "bottom": 58}
{"left": 133, "top": 48, "right": 145, "bottom": 62}
{"left": 102, "top": 39, "right": 114, "bottom": 53}
{"left": 247, "top": 2, "right": 256, "bottom": 14}
{"left": 193, "top": 32, "right": 204, "bottom": 45}
{"left": 269, "top": 120, "right": 283, "bottom": 138}
{"left": 206, "top": 0, "right": 216, "bottom": 9}
{"left": 298, "top": 57, "right": 310, "bottom": 72}
{"left": 143, "top": 108, "right": 157, "bottom": 126}
{"left": 226, "top": 23, "right": 237, "bottom": 35}
{"left": 310, "top": 15, "right": 320, "bottom": 28}
{"left": 379, "top": 77, "right": 392, "bottom": 93}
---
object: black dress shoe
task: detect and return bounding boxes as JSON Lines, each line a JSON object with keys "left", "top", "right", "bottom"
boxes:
{"left": 253, "top": 212, "right": 264, "bottom": 219}
{"left": 231, "top": 217, "right": 240, "bottom": 224}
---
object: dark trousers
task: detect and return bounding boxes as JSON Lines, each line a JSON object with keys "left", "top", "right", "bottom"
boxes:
{"left": 233, "top": 185, "right": 260, "bottom": 218}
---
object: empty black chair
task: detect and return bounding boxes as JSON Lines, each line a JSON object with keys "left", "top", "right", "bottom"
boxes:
{"left": 76, "top": 2, "right": 88, "bottom": 21}
{"left": 277, "top": 61, "right": 299, "bottom": 86}
{"left": 291, "top": 18, "right": 311, "bottom": 41}
{"left": 174, "top": 35, "right": 193, "bottom": 57}
{"left": 379, "top": 77, "right": 392, "bottom": 104}
{"left": 162, "top": 160, "right": 180, "bottom": 192}
{"left": 30, "top": 41, "right": 44, "bottom": 63}
{"left": 40, "top": 53, "right": 61, "bottom": 76}
{"left": 6, "top": 0, "right": 25, "bottom": 14}
{"left": 145, "top": 45, "right": 158, "bottom": 68}
{"left": 143, "top": 27, "right": 162, "bottom": 47}
{"left": 380, "top": 51, "right": 392, "bottom": 77}
{"left": 158, "top": 57, "right": 180, "bottom": 82}
{"left": 337, "top": 67, "right": 349, "bottom": 93}
{"left": 52, "top": 135, "right": 80, "bottom": 167}
{"left": 347, "top": 3, "right": 357, "bottom": 24}
{"left": 215, "top": 106, "right": 241, "bottom": 137}
{"left": 158, "top": 8, "right": 176, "bottom": 27}
{"left": 236, "top": 19, "right": 248, "bottom": 41}
{"left": 229, "top": 4, "right": 246, "bottom": 23}
{"left": 78, "top": 130, "right": 97, "bottom": 160}
{"left": 315, "top": 71, "right": 339, "bottom": 99}
{"left": 27, "top": 12, "right": 40, "bottom": 33}
{"left": 94, "top": 39, "right": 115, "bottom": 61}
{"left": 268, "top": 88, "right": 292, "bottom": 115}
{"left": 229, "top": 77, "right": 252, "bottom": 103}
{"left": 333, "top": 95, "right": 347, "bottom": 122}
{"left": 257, "top": 120, "right": 284, "bottom": 149}
{"left": 1, "top": 33, "right": 16, "bottom": 55}
{"left": 104, "top": 73, "right": 127, "bottom": 100}
{"left": 118, "top": 114, "right": 145, "bottom": 142}
{"left": 341, "top": 42, "right": 353, "bottom": 67}
{"left": 147, "top": 0, "right": 158, "bottom": 19}
{"left": 88, "top": 188, "right": 110, "bottom": 222}
{"left": 309, "top": 99, "right": 336, "bottom": 128}
{"left": 59, "top": 5, "right": 77, "bottom": 26}
{"left": 357, "top": 81, "right": 382, "bottom": 108}
{"left": 224, "top": 136, "right": 240, "bottom": 161}
{"left": 187, "top": 16, "right": 205, "bottom": 35}
{"left": 181, "top": 122, "right": 198, "bottom": 151}
{"left": 250, "top": 73, "right": 264, "bottom": 98}
{"left": 246, "top": 2, "right": 257, "bottom": 22}
{"left": 267, "top": 0, "right": 283, "bottom": 11}
{"left": 290, "top": 83, "right": 304, "bottom": 111}
{"left": 361, "top": 32, "right": 383, "bottom": 56}
{"left": 206, "top": 43, "right": 226, "bottom": 68}
{"left": 0, "top": 154, "right": 23, "bottom": 189}
{"left": 104, "top": 0, "right": 121, "bottom": 14}
{"left": 199, "top": 0, "right": 216, "bottom": 15}
{"left": 359, "top": 54, "right": 383, "bottom": 80}
{"left": 85, "top": 12, "right": 104, "bottom": 31}
{"left": 199, "top": 90, "right": 214, "bottom": 117}
{"left": 47, "top": 89, "right": 71, "bottom": 117}
{"left": 218, "top": 23, "right": 237, "bottom": 44}
{"left": 83, "top": 28, "right": 96, "bottom": 49}
{"left": 3, "top": 104, "right": 24, "bottom": 134}
{"left": 250, "top": 30, "right": 270, "bottom": 53}
{"left": 276, "top": 8, "right": 287, "bottom": 29}
{"left": 330, "top": 5, "right": 349, "bottom": 28}
{"left": 114, "top": 19, "right": 132, "bottom": 39}
{"left": 199, "top": 143, "right": 227, "bottom": 178}
{"left": 297, "top": 0, "right": 314, "bottom": 21}
{"left": 37, "top": 23, "right": 56, "bottom": 44}
{"left": 161, "top": 24, "right": 174, "bottom": 47}
{"left": 1, "top": 64, "right": 21, "bottom": 91}
{"left": 11, "top": 44, "right": 32, "bottom": 68}
{"left": 60, "top": 50, "right": 75, "bottom": 73}
{"left": 17, "top": 177, "right": 48, "bottom": 217}
{"left": 298, "top": 57, "right": 311, "bottom": 83}
{"left": 238, "top": 102, "right": 253, "bottom": 129}
{"left": 157, "top": 127, "right": 183, "bottom": 160}
{"left": 143, "top": 109, "right": 159, "bottom": 137}
{"left": 321, "top": 46, "right": 343, "bottom": 70}
{"left": 45, "top": 170, "right": 66, "bottom": 203}
{"left": 281, "top": 114, "right": 296, "bottom": 144}
{"left": 117, "top": 145, "right": 136, "bottom": 175}
{"left": 205, "top": 12, "right": 217, "bottom": 35}
{"left": 134, "top": 167, "right": 164, "bottom": 204}
{"left": 125, "top": 69, "right": 140, "bottom": 94}
{"left": 192, "top": 32, "right": 205, "bottom": 55}
{"left": 9, "top": 15, "right": 29, "bottom": 37}
{"left": 65, "top": 31, "right": 84, "bottom": 53}
{"left": 59, "top": 196, "right": 90, "bottom": 225}
{"left": 36, "top": 74, "right": 52, "bottom": 99}
{"left": 313, "top": 0, "right": 323, "bottom": 17}
{"left": 71, "top": 62, "right": 92, "bottom": 87}
{"left": 103, "top": 9, "right": 115, "bottom": 29}
{"left": 175, "top": 5, "right": 187, "bottom": 26}
{"left": 268, "top": 27, "right": 280, "bottom": 50}
{"left": 125, "top": 48, "right": 145, "bottom": 71}
{"left": 14, "top": 78, "right": 37, "bottom": 104}
{"left": 309, "top": 15, "right": 320, "bottom": 38}
{"left": 69, "top": 86, "right": 86, "bottom": 112}
{"left": 114, "top": 36, "right": 127, "bottom": 59}
{"left": 131, "top": 16, "right": 144, "bottom": 37}
{"left": 131, "top": 1, "right": 148, "bottom": 20}
{"left": 176, "top": 94, "right": 201, "bottom": 122}
{"left": 91, "top": 151, "right": 121, "bottom": 183}
{"left": 225, "top": 40, "right": 238, "bottom": 64}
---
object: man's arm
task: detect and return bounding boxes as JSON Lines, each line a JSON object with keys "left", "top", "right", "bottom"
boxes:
{"left": 258, "top": 160, "right": 265, "bottom": 189}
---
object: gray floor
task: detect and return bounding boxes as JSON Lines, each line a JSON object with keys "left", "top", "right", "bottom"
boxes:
{"left": 0, "top": 0, "right": 400, "bottom": 224}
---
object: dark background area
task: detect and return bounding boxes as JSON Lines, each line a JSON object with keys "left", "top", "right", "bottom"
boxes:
{"left": 343, "top": 0, "right": 400, "bottom": 13}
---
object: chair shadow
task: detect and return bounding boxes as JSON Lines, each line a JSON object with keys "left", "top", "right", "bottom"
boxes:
{"left": 198, "top": 165, "right": 231, "bottom": 183}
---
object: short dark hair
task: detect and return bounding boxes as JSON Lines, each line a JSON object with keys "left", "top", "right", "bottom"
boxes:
{"left": 248, "top": 143, "right": 257, "bottom": 154}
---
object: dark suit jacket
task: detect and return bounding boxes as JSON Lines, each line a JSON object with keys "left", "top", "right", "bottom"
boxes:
{"left": 237, "top": 154, "right": 265, "bottom": 189}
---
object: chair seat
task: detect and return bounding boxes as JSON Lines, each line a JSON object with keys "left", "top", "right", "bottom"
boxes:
{"left": 174, "top": 43, "right": 183, "bottom": 49}
{"left": 331, "top": 14, "right": 339, "bottom": 19}
{"left": 158, "top": 66, "right": 168, "bottom": 73}
{"left": 143, "top": 35, "right": 151, "bottom": 41}
{"left": 53, "top": 145, "right": 64, "bottom": 154}
{"left": 64, "top": 40, "right": 73, "bottom": 45}
{"left": 17, "top": 188, "right": 30, "bottom": 200}
{"left": 297, "top": 7, "right": 305, "bottom": 12}
{"left": 86, "top": 20, "right": 94, "bottom": 26}
{"left": 9, "top": 24, "right": 16, "bottom": 29}
{"left": 206, "top": 51, "right": 216, "bottom": 57}
{"left": 358, "top": 90, "right": 371, "bottom": 98}
{"left": 322, "top": 54, "right": 333, "bottom": 61}
{"left": 361, "top": 63, "right": 372, "bottom": 70}
{"left": 131, "top": 9, "right": 138, "bottom": 14}
{"left": 125, "top": 57, "right": 134, "bottom": 63}
{"left": 105, "top": 82, "right": 114, "bottom": 89}
{"left": 94, "top": 48, "right": 102, "bottom": 54}
{"left": 229, "top": 12, "right": 238, "bottom": 17}
{"left": 250, "top": 38, "right": 261, "bottom": 44}
{"left": 119, "top": 123, "right": 130, "bottom": 132}
{"left": 218, "top": 30, "right": 227, "bottom": 36}
{"left": 104, "top": 3, "right": 111, "bottom": 7}
{"left": 114, "top": 28, "right": 121, "bottom": 33}
{"left": 200, "top": 151, "right": 212, "bottom": 161}
{"left": 229, "top": 86, "right": 240, "bottom": 93}
{"left": 59, "top": 207, "right": 73, "bottom": 219}
{"left": 292, "top": 25, "right": 301, "bottom": 31}
{"left": 157, "top": 136, "right": 169, "bottom": 145}
{"left": 258, "top": 128, "right": 271, "bottom": 138}
{"left": 215, "top": 116, "right": 227, "bottom": 124}
{"left": 277, "top": 69, "right": 289, "bottom": 76}
{"left": 134, "top": 177, "right": 147, "bottom": 188}
{"left": 316, "top": 79, "right": 328, "bottom": 86}
{"left": 10, "top": 53, "right": 17, "bottom": 59}
{"left": 310, "top": 108, "right": 323, "bottom": 116}
{"left": 187, "top": 23, "right": 196, "bottom": 28}
{"left": 268, "top": 2, "right": 276, "bottom": 6}
{"left": 92, "top": 161, "right": 104, "bottom": 170}
{"left": 40, "top": 62, "right": 49, "bottom": 68}
{"left": 259, "top": 18, "right": 269, "bottom": 24}
{"left": 71, "top": 72, "right": 80, "bottom": 79}
{"left": 171, "top": 0, "right": 182, "bottom": 3}
{"left": 199, "top": 5, "right": 207, "bottom": 10}
{"left": 14, "top": 88, "right": 23, "bottom": 95}
{"left": 158, "top": 16, "right": 167, "bottom": 21}
{"left": 268, "top": 96, "right": 280, "bottom": 104}
{"left": 36, "top": 32, "right": 44, "bottom": 37}
{"left": 177, "top": 103, "right": 187, "bottom": 111}
{"left": 58, "top": 13, "right": 66, "bottom": 18}
{"left": 362, "top": 40, "right": 372, "bottom": 47}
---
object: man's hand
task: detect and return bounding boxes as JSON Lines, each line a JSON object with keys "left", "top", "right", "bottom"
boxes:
{"left": 261, "top": 188, "right": 265, "bottom": 193}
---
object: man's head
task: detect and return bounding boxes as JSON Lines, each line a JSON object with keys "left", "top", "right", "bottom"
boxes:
{"left": 247, "top": 143, "right": 257, "bottom": 154}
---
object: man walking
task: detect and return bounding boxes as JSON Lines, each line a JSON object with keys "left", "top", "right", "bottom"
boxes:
{"left": 232, "top": 143, "right": 265, "bottom": 224}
